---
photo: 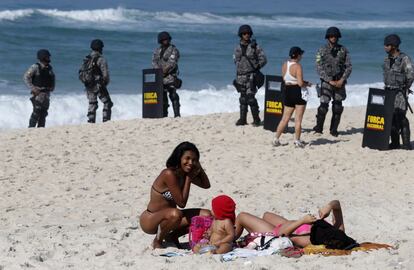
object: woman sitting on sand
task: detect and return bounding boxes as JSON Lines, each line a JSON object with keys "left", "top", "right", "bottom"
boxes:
{"left": 140, "top": 142, "right": 211, "bottom": 249}
{"left": 235, "top": 200, "right": 356, "bottom": 248}
{"left": 272, "top": 46, "right": 311, "bottom": 148}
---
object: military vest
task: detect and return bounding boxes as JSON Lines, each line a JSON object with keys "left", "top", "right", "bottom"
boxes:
{"left": 32, "top": 64, "right": 54, "bottom": 88}
{"left": 383, "top": 53, "right": 409, "bottom": 89}
{"left": 236, "top": 43, "right": 260, "bottom": 75}
{"left": 319, "top": 45, "right": 347, "bottom": 80}
{"left": 156, "top": 45, "right": 179, "bottom": 75}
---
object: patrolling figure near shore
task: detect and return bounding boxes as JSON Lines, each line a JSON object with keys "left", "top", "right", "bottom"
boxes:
{"left": 79, "top": 39, "right": 113, "bottom": 123}
{"left": 233, "top": 24, "right": 267, "bottom": 126}
{"left": 313, "top": 27, "right": 352, "bottom": 136}
{"left": 383, "top": 34, "right": 414, "bottom": 150}
{"left": 24, "top": 49, "right": 55, "bottom": 128}
{"left": 152, "top": 31, "right": 181, "bottom": 117}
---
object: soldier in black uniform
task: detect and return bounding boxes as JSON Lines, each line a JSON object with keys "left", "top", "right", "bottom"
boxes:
{"left": 383, "top": 34, "right": 414, "bottom": 150}
{"left": 23, "top": 49, "right": 55, "bottom": 128}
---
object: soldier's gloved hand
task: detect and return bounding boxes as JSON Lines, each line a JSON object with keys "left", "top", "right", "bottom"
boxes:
{"left": 31, "top": 87, "right": 41, "bottom": 96}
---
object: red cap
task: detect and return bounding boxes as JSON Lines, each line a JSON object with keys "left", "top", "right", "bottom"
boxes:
{"left": 212, "top": 195, "right": 236, "bottom": 223}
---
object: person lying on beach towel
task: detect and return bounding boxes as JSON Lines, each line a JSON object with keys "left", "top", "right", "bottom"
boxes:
{"left": 235, "top": 200, "right": 358, "bottom": 249}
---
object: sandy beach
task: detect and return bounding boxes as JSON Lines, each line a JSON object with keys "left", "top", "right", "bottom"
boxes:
{"left": 0, "top": 106, "right": 413, "bottom": 269}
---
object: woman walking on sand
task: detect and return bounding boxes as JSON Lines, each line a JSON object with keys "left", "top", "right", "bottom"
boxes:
{"left": 272, "top": 47, "right": 311, "bottom": 148}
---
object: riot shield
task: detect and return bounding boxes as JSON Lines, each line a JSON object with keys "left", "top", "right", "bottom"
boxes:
{"left": 263, "top": 75, "right": 285, "bottom": 132}
{"left": 362, "top": 88, "right": 396, "bottom": 150}
{"left": 142, "top": 68, "right": 164, "bottom": 118}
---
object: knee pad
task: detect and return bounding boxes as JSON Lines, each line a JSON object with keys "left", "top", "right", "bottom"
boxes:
{"left": 239, "top": 94, "right": 247, "bottom": 105}
{"left": 318, "top": 103, "right": 329, "bottom": 115}
{"left": 401, "top": 115, "right": 410, "bottom": 128}
{"left": 89, "top": 102, "right": 98, "bottom": 112}
{"left": 246, "top": 94, "right": 258, "bottom": 107}
{"left": 31, "top": 110, "right": 41, "bottom": 120}
{"left": 169, "top": 92, "right": 180, "bottom": 103}
{"left": 332, "top": 101, "right": 344, "bottom": 114}
{"left": 40, "top": 109, "right": 48, "bottom": 118}
{"left": 104, "top": 100, "right": 113, "bottom": 110}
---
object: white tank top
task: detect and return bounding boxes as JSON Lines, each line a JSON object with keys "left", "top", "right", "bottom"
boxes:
{"left": 283, "top": 61, "right": 298, "bottom": 84}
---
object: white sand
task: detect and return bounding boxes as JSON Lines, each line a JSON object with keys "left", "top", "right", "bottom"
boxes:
{"left": 0, "top": 106, "right": 413, "bottom": 269}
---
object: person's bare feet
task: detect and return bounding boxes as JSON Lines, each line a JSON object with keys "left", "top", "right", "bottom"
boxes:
{"left": 165, "top": 233, "right": 182, "bottom": 249}
{"left": 152, "top": 237, "right": 164, "bottom": 249}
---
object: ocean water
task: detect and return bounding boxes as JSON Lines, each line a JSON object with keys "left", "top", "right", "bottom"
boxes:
{"left": 0, "top": 0, "right": 413, "bottom": 129}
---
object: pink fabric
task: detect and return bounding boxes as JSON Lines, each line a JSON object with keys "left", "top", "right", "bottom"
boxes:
{"left": 273, "top": 223, "right": 312, "bottom": 237}
{"left": 189, "top": 216, "right": 213, "bottom": 249}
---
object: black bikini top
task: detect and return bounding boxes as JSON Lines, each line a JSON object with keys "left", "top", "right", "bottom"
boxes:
{"left": 152, "top": 186, "right": 174, "bottom": 201}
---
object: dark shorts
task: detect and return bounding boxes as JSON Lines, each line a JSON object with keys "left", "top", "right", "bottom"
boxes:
{"left": 284, "top": 84, "right": 307, "bottom": 107}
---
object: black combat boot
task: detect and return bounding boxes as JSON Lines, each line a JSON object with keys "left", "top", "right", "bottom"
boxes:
{"left": 37, "top": 110, "right": 47, "bottom": 128}
{"left": 87, "top": 112, "right": 96, "bottom": 123}
{"left": 251, "top": 105, "right": 261, "bottom": 127}
{"left": 329, "top": 113, "right": 341, "bottom": 137}
{"left": 401, "top": 120, "right": 412, "bottom": 150}
{"left": 389, "top": 129, "right": 400, "bottom": 149}
{"left": 313, "top": 104, "right": 328, "bottom": 133}
{"left": 329, "top": 101, "right": 343, "bottom": 137}
{"left": 236, "top": 105, "right": 248, "bottom": 126}
{"left": 313, "top": 114, "right": 325, "bottom": 133}
{"left": 28, "top": 114, "right": 38, "bottom": 128}
{"left": 172, "top": 101, "right": 181, "bottom": 118}
{"left": 102, "top": 100, "right": 113, "bottom": 122}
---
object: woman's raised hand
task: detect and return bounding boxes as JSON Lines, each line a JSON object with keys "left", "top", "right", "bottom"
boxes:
{"left": 188, "top": 162, "right": 202, "bottom": 179}
{"left": 301, "top": 214, "right": 317, "bottom": 224}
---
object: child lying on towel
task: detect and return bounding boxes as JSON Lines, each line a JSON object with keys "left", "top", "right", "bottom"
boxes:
{"left": 193, "top": 195, "right": 236, "bottom": 254}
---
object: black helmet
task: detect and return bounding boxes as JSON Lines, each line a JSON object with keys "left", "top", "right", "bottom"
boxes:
{"left": 325, "top": 27, "right": 341, "bottom": 38}
{"left": 90, "top": 39, "right": 104, "bottom": 51}
{"left": 384, "top": 34, "right": 401, "bottom": 47}
{"left": 238, "top": 24, "right": 253, "bottom": 37}
{"left": 37, "top": 49, "right": 51, "bottom": 61}
{"left": 158, "top": 31, "right": 171, "bottom": 44}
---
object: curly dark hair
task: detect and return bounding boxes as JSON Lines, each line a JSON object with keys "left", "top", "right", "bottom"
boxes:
{"left": 166, "top": 142, "right": 200, "bottom": 168}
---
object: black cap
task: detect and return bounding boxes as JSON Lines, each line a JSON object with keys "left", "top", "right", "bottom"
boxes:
{"left": 384, "top": 34, "right": 401, "bottom": 47}
{"left": 37, "top": 49, "right": 51, "bottom": 61}
{"left": 289, "top": 46, "right": 304, "bottom": 58}
{"left": 90, "top": 39, "right": 104, "bottom": 51}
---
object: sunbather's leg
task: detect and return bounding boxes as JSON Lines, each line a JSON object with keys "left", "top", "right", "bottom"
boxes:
{"left": 235, "top": 212, "right": 274, "bottom": 239}
{"left": 262, "top": 212, "right": 289, "bottom": 226}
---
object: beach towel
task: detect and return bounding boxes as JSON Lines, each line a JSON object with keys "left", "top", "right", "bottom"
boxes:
{"left": 221, "top": 237, "right": 293, "bottom": 262}
{"left": 303, "top": 242, "right": 393, "bottom": 256}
